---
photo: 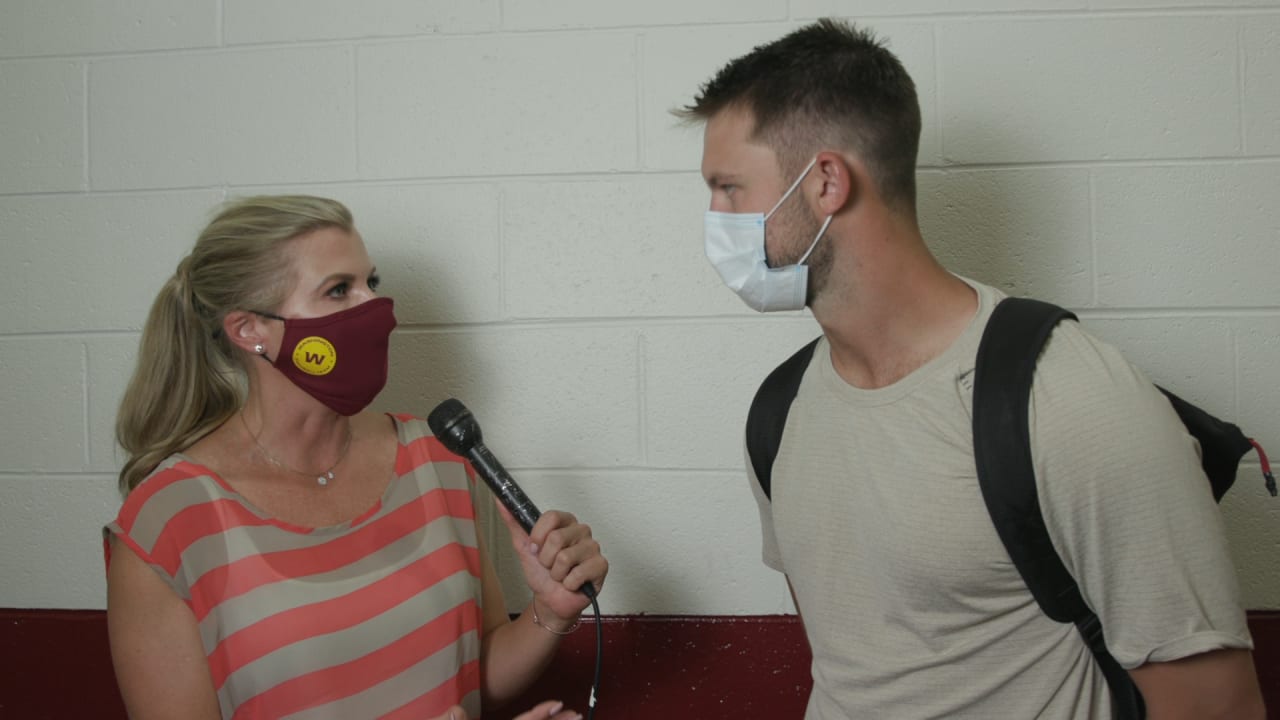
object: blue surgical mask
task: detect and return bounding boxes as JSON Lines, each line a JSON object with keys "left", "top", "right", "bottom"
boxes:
{"left": 704, "top": 157, "right": 833, "bottom": 312}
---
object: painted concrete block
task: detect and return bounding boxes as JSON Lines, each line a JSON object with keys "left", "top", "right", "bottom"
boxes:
{"left": 939, "top": 17, "right": 1239, "bottom": 162}
{"left": 91, "top": 48, "right": 357, "bottom": 189}
{"left": 0, "top": 61, "right": 84, "bottom": 193}
{"left": 359, "top": 34, "right": 637, "bottom": 179}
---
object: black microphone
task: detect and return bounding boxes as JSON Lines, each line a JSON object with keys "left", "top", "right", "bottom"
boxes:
{"left": 427, "top": 398, "right": 597, "bottom": 600}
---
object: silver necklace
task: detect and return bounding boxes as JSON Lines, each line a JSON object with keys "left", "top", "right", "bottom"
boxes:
{"left": 240, "top": 411, "right": 353, "bottom": 487}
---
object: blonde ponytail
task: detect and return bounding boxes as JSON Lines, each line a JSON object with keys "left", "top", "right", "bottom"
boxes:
{"left": 115, "top": 195, "right": 354, "bottom": 493}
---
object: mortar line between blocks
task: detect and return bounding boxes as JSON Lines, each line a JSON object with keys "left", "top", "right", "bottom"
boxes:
{"left": 637, "top": 332, "right": 648, "bottom": 466}
{"left": 1088, "top": 169, "right": 1098, "bottom": 307}
{"left": 1237, "top": 18, "right": 1247, "bottom": 155}
{"left": 82, "top": 62, "right": 90, "bottom": 191}
{"left": 498, "top": 187, "right": 507, "bottom": 319}
{"left": 352, "top": 44, "right": 361, "bottom": 176}
{"left": 82, "top": 342, "right": 92, "bottom": 467}
{"left": 635, "top": 33, "right": 645, "bottom": 170}
{"left": 5, "top": 9, "right": 1275, "bottom": 63}
{"left": 931, "top": 23, "right": 942, "bottom": 165}
{"left": 217, "top": 0, "right": 226, "bottom": 47}
{"left": 1232, "top": 323, "right": 1241, "bottom": 417}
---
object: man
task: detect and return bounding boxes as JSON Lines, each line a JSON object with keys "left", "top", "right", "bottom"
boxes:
{"left": 680, "top": 19, "right": 1264, "bottom": 719}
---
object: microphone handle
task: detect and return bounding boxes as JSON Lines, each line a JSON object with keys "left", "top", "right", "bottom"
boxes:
{"left": 467, "top": 443, "right": 542, "bottom": 532}
{"left": 465, "top": 442, "right": 597, "bottom": 600}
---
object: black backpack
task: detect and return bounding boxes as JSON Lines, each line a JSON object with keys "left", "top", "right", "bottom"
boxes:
{"left": 745, "top": 297, "right": 1275, "bottom": 720}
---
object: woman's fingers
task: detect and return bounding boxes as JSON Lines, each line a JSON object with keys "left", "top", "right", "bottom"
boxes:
{"left": 529, "top": 512, "right": 603, "bottom": 584}
{"left": 508, "top": 505, "right": 609, "bottom": 618}
{"left": 512, "top": 699, "right": 582, "bottom": 720}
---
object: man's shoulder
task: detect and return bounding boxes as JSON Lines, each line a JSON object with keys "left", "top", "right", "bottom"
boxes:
{"left": 1026, "top": 317, "right": 1203, "bottom": 488}
{"left": 1032, "top": 318, "right": 1160, "bottom": 409}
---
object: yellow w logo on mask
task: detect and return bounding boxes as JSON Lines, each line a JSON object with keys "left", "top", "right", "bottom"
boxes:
{"left": 292, "top": 337, "right": 337, "bottom": 376}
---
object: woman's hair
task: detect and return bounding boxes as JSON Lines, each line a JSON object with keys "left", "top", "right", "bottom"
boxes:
{"left": 115, "top": 195, "right": 354, "bottom": 494}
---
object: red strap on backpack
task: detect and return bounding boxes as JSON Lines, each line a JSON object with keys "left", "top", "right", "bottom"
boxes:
{"left": 1250, "top": 439, "right": 1277, "bottom": 497}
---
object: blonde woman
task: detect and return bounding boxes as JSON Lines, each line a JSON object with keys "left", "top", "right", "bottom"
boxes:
{"left": 105, "top": 196, "right": 604, "bottom": 720}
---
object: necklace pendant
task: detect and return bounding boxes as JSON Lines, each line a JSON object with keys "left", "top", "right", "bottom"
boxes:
{"left": 317, "top": 471, "right": 332, "bottom": 487}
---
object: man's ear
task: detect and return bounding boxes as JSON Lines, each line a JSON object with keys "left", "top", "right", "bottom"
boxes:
{"left": 222, "top": 310, "right": 268, "bottom": 355}
{"left": 810, "top": 151, "right": 858, "bottom": 216}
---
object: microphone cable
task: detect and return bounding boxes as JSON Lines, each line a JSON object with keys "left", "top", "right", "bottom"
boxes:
{"left": 583, "top": 589, "right": 602, "bottom": 720}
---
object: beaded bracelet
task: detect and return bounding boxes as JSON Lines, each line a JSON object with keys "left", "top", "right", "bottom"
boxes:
{"left": 531, "top": 604, "right": 581, "bottom": 636}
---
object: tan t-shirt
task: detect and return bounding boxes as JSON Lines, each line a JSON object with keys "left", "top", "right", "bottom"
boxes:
{"left": 750, "top": 278, "right": 1252, "bottom": 719}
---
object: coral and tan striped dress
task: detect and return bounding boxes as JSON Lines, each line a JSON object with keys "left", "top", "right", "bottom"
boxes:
{"left": 105, "top": 414, "right": 485, "bottom": 719}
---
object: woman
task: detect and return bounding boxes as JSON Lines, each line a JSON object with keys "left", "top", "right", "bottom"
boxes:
{"left": 105, "top": 195, "right": 605, "bottom": 720}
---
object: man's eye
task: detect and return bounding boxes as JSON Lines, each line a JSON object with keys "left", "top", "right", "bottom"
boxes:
{"left": 368, "top": 274, "right": 381, "bottom": 291}
{"left": 327, "top": 282, "right": 349, "bottom": 297}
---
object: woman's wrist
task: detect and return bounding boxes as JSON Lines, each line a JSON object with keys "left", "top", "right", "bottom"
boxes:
{"left": 529, "top": 598, "right": 580, "bottom": 636}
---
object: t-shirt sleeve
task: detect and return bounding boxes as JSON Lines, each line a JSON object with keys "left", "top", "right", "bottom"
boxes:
{"left": 102, "top": 461, "right": 203, "bottom": 602}
{"left": 1028, "top": 323, "right": 1253, "bottom": 669}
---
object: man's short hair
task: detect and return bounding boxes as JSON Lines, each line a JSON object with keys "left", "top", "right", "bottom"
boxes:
{"left": 678, "top": 19, "right": 922, "bottom": 212}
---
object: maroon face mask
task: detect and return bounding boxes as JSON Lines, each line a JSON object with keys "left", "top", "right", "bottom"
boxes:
{"left": 255, "top": 297, "right": 397, "bottom": 416}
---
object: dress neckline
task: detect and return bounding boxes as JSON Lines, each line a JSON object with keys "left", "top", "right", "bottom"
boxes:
{"left": 172, "top": 413, "right": 408, "bottom": 535}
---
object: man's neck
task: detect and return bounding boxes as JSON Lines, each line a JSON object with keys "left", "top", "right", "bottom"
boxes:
{"left": 813, "top": 241, "right": 978, "bottom": 390}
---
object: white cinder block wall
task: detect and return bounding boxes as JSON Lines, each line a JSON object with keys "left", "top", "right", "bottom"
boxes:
{"left": 1, "top": 1, "right": 1277, "bottom": 613}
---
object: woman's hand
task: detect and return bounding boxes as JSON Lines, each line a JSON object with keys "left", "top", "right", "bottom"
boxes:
{"left": 496, "top": 501, "right": 609, "bottom": 625}
{"left": 432, "top": 700, "right": 583, "bottom": 720}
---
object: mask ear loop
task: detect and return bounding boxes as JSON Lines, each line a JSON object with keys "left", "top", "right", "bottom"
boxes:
{"left": 248, "top": 310, "right": 284, "bottom": 363}
{"left": 764, "top": 156, "right": 819, "bottom": 221}
{"left": 797, "top": 215, "right": 834, "bottom": 266}
{"left": 763, "top": 156, "right": 831, "bottom": 267}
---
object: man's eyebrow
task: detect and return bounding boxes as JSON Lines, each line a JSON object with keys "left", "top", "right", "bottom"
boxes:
{"left": 705, "top": 173, "right": 738, "bottom": 189}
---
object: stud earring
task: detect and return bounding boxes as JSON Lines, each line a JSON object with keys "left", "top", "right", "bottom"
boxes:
{"left": 254, "top": 344, "right": 265, "bottom": 354}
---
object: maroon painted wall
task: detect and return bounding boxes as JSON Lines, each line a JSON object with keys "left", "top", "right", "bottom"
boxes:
{"left": 1, "top": 611, "right": 1276, "bottom": 719}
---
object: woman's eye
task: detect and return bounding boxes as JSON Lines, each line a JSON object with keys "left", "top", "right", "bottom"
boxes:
{"left": 327, "top": 282, "right": 349, "bottom": 298}
{"left": 368, "top": 274, "right": 381, "bottom": 291}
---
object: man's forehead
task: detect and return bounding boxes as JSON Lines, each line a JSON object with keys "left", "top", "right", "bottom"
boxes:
{"left": 703, "top": 105, "right": 758, "bottom": 149}
{"left": 701, "top": 108, "right": 777, "bottom": 178}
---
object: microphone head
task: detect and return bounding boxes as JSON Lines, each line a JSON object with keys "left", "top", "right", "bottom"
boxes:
{"left": 427, "top": 398, "right": 482, "bottom": 455}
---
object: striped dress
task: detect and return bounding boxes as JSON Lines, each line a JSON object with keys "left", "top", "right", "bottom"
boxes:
{"left": 105, "top": 414, "right": 485, "bottom": 719}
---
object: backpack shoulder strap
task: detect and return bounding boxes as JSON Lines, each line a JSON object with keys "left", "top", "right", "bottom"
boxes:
{"left": 973, "top": 297, "right": 1144, "bottom": 719}
{"left": 746, "top": 337, "right": 821, "bottom": 500}
{"left": 973, "top": 297, "right": 1084, "bottom": 621}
